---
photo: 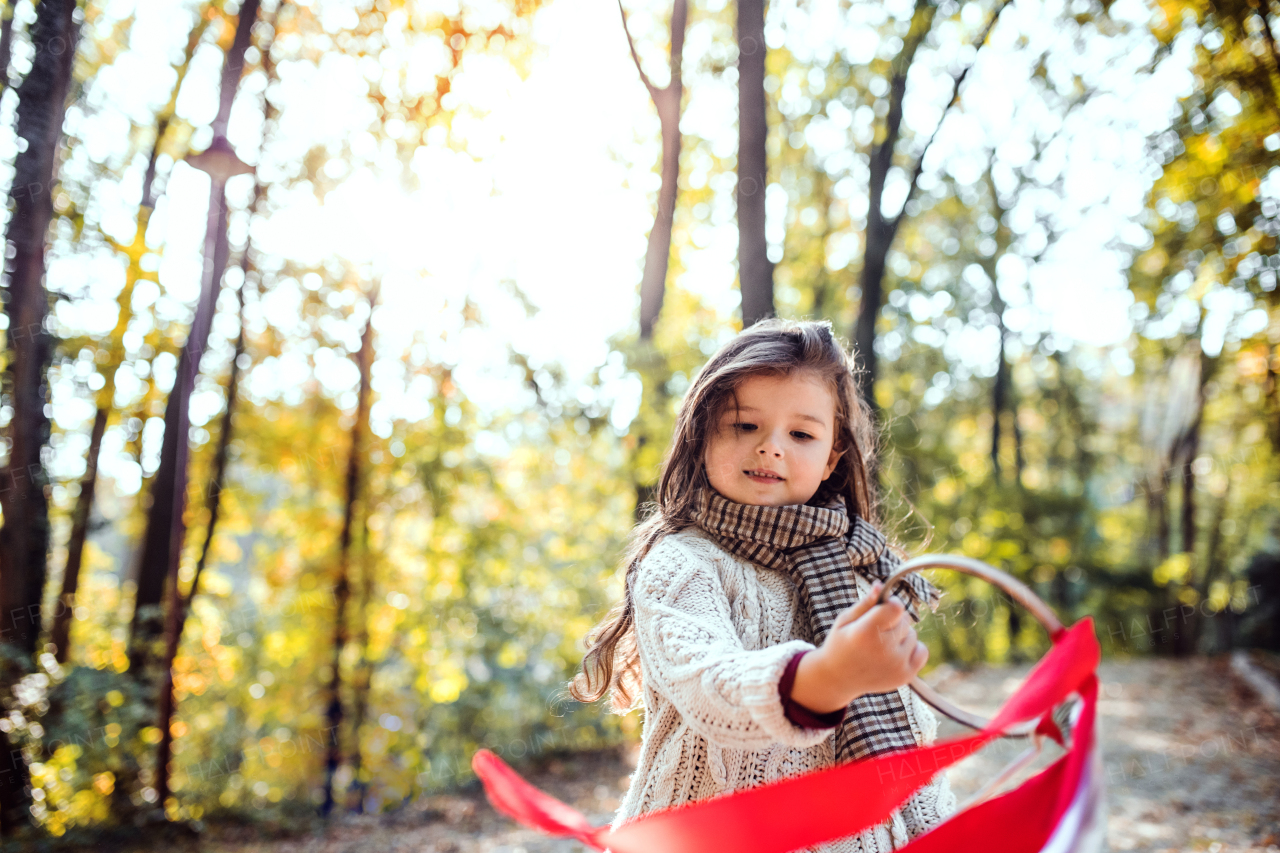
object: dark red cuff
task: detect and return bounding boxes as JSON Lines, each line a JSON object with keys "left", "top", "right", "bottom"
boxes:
{"left": 778, "top": 651, "right": 846, "bottom": 729}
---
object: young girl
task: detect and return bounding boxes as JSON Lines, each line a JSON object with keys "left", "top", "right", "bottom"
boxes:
{"left": 570, "top": 319, "right": 956, "bottom": 852}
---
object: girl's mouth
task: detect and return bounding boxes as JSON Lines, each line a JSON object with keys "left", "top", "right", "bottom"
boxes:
{"left": 744, "top": 469, "right": 784, "bottom": 483}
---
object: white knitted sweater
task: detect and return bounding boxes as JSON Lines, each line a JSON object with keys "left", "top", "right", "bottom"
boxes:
{"left": 613, "top": 527, "right": 956, "bottom": 852}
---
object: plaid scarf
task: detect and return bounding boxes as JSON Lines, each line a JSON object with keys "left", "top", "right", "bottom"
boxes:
{"left": 692, "top": 490, "right": 940, "bottom": 762}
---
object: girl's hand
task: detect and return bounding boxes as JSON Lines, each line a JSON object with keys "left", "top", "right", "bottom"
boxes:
{"left": 790, "top": 582, "right": 929, "bottom": 714}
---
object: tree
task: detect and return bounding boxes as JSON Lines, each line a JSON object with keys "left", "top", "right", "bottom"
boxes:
{"left": 617, "top": 0, "right": 689, "bottom": 519}
{"left": 321, "top": 280, "right": 378, "bottom": 816}
{"left": 128, "top": 0, "right": 260, "bottom": 677}
{"left": 852, "top": 0, "right": 1011, "bottom": 414}
{"left": 152, "top": 6, "right": 284, "bottom": 808}
{"left": 619, "top": 0, "right": 688, "bottom": 340}
{"left": 344, "top": 508, "right": 375, "bottom": 813}
{"left": 0, "top": 0, "right": 81, "bottom": 834}
{"left": 980, "top": 165, "right": 1022, "bottom": 484}
{"left": 737, "top": 0, "right": 772, "bottom": 327}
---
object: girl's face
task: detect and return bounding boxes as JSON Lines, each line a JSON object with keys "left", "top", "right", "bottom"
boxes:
{"left": 703, "top": 371, "right": 842, "bottom": 507}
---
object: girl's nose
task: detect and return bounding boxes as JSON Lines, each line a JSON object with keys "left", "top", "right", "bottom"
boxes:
{"left": 757, "top": 436, "right": 783, "bottom": 457}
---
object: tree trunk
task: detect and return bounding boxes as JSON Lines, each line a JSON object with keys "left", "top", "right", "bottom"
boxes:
{"left": 49, "top": 405, "right": 106, "bottom": 663}
{"left": 737, "top": 0, "right": 772, "bottom": 327}
{"left": 322, "top": 283, "right": 379, "bottom": 817}
{"left": 619, "top": 0, "right": 687, "bottom": 340}
{"left": 0, "top": 0, "right": 80, "bottom": 834}
{"left": 991, "top": 331, "right": 1010, "bottom": 477}
{"left": 1171, "top": 350, "right": 1211, "bottom": 657}
{"left": 1157, "top": 466, "right": 1171, "bottom": 562}
{"left": 345, "top": 510, "right": 374, "bottom": 813}
{"left": 153, "top": 263, "right": 250, "bottom": 809}
{"left": 1193, "top": 480, "right": 1232, "bottom": 650}
{"left": 616, "top": 0, "right": 687, "bottom": 515}
{"left": 152, "top": 6, "right": 277, "bottom": 809}
{"left": 981, "top": 165, "right": 1018, "bottom": 484}
{"left": 1178, "top": 418, "right": 1201, "bottom": 559}
{"left": 128, "top": 0, "right": 260, "bottom": 676}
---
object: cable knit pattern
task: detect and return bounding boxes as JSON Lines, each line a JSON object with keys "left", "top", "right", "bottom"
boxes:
{"left": 614, "top": 527, "right": 956, "bottom": 852}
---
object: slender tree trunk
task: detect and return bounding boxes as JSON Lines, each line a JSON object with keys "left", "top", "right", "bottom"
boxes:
{"left": 0, "top": 0, "right": 80, "bottom": 834}
{"left": 49, "top": 405, "right": 106, "bottom": 662}
{"left": 152, "top": 6, "right": 278, "bottom": 809}
{"left": 130, "top": 185, "right": 230, "bottom": 667}
{"left": 981, "top": 165, "right": 1017, "bottom": 484}
{"left": 618, "top": 0, "right": 687, "bottom": 341}
{"left": 1178, "top": 418, "right": 1201, "bottom": 559}
{"left": 129, "top": 0, "right": 260, "bottom": 675}
{"left": 1171, "top": 415, "right": 1199, "bottom": 657}
{"left": 1005, "top": 590, "right": 1023, "bottom": 663}
{"left": 1172, "top": 350, "right": 1211, "bottom": 656}
{"left": 1012, "top": 389, "right": 1024, "bottom": 481}
{"left": 737, "top": 0, "right": 772, "bottom": 327}
{"left": 322, "top": 283, "right": 379, "bottom": 817}
{"left": 346, "top": 510, "right": 374, "bottom": 813}
{"left": 188, "top": 195, "right": 257, "bottom": 609}
{"left": 1157, "top": 467, "right": 1171, "bottom": 562}
{"left": 153, "top": 269, "right": 249, "bottom": 809}
{"left": 1193, "top": 480, "right": 1232, "bottom": 650}
{"left": 617, "top": 0, "right": 687, "bottom": 518}
{"left": 639, "top": 109, "right": 682, "bottom": 338}
{"left": 991, "top": 333, "right": 1009, "bottom": 477}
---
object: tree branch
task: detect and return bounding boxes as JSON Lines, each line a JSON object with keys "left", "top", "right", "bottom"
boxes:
{"left": 617, "top": 0, "right": 660, "bottom": 100}
{"left": 889, "top": 0, "right": 1013, "bottom": 239}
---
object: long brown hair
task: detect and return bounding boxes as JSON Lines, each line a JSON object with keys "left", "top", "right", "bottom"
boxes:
{"left": 570, "top": 319, "right": 881, "bottom": 712}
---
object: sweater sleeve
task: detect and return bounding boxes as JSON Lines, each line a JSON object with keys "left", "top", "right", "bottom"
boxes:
{"left": 779, "top": 652, "right": 846, "bottom": 729}
{"left": 631, "top": 534, "right": 833, "bottom": 751}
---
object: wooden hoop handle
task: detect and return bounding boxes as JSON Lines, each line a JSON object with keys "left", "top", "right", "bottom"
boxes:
{"left": 876, "top": 554, "right": 1065, "bottom": 737}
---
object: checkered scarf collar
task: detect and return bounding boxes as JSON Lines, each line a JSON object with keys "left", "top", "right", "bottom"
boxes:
{"left": 691, "top": 489, "right": 939, "bottom": 632}
{"left": 692, "top": 489, "right": 941, "bottom": 763}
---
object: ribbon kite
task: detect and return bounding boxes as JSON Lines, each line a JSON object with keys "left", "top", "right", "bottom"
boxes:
{"left": 473, "top": 556, "right": 1105, "bottom": 853}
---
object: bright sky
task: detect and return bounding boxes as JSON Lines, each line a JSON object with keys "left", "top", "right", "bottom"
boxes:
{"left": 4, "top": 0, "right": 1257, "bottom": 493}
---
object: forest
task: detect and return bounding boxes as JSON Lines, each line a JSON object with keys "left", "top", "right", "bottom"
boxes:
{"left": 0, "top": 0, "right": 1275, "bottom": 845}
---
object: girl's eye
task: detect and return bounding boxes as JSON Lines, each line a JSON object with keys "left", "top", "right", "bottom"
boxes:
{"left": 791, "top": 431, "right": 814, "bottom": 441}
{"left": 731, "top": 422, "right": 757, "bottom": 432}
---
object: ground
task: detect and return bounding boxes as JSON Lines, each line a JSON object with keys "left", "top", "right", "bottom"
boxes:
{"left": 178, "top": 657, "right": 1280, "bottom": 852}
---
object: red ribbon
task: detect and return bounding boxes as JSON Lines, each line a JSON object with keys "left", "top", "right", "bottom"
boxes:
{"left": 474, "top": 618, "right": 1101, "bottom": 853}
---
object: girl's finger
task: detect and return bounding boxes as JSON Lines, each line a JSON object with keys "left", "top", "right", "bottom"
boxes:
{"left": 885, "top": 621, "right": 907, "bottom": 651}
{"left": 908, "top": 640, "right": 929, "bottom": 672}
{"left": 876, "top": 617, "right": 909, "bottom": 652}
{"left": 833, "top": 583, "right": 882, "bottom": 629}
{"left": 869, "top": 597, "right": 906, "bottom": 629}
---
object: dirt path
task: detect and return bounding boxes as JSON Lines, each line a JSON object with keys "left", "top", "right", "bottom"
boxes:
{"left": 200, "top": 657, "right": 1279, "bottom": 853}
